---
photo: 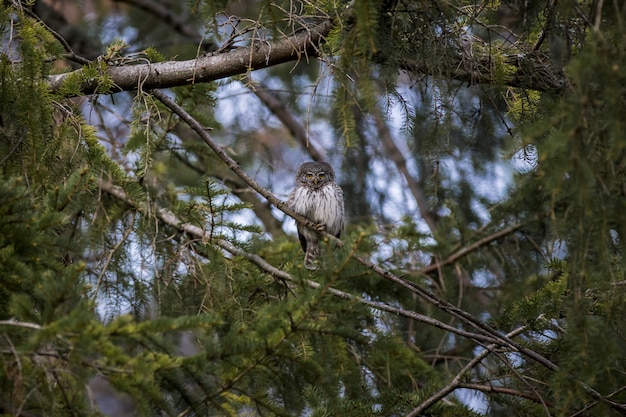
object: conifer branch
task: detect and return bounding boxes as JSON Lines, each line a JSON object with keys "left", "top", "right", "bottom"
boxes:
{"left": 150, "top": 87, "right": 626, "bottom": 415}
{"left": 171, "top": 152, "right": 285, "bottom": 237}
{"left": 150, "top": 87, "right": 542, "bottom": 356}
{"left": 400, "top": 51, "right": 569, "bottom": 95}
{"left": 407, "top": 326, "right": 529, "bottom": 416}
{"left": 353, "top": 248, "right": 626, "bottom": 413}
{"left": 97, "top": 178, "right": 503, "bottom": 347}
{"left": 19, "top": 5, "right": 91, "bottom": 65}
{"left": 48, "top": 19, "right": 333, "bottom": 96}
{"left": 42, "top": 11, "right": 568, "bottom": 98}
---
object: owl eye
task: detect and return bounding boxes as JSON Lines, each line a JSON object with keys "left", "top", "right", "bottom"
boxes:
{"left": 319, "top": 173, "right": 326, "bottom": 179}
{"left": 306, "top": 173, "right": 314, "bottom": 179}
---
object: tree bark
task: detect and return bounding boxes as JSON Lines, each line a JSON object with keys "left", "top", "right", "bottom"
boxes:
{"left": 48, "top": 20, "right": 333, "bottom": 96}
{"left": 48, "top": 16, "right": 569, "bottom": 97}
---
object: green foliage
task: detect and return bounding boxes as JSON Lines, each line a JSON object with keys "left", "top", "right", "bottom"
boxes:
{"left": 124, "top": 93, "right": 161, "bottom": 179}
{"left": 482, "top": 13, "right": 626, "bottom": 414}
{"left": 505, "top": 88, "right": 541, "bottom": 122}
{"left": 181, "top": 179, "right": 264, "bottom": 241}
{"left": 0, "top": 177, "right": 58, "bottom": 319}
{"left": 56, "top": 65, "right": 91, "bottom": 97}
{"left": 143, "top": 46, "right": 165, "bottom": 63}
{"left": 502, "top": 269, "right": 568, "bottom": 328}
{"left": 57, "top": 60, "right": 116, "bottom": 97}
{"left": 325, "top": 1, "right": 391, "bottom": 147}
{"left": 3, "top": 0, "right": 626, "bottom": 416}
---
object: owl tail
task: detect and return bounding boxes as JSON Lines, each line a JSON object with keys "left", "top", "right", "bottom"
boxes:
{"left": 304, "top": 242, "right": 320, "bottom": 270}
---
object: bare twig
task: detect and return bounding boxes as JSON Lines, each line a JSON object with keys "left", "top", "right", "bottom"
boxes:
{"left": 17, "top": 4, "right": 91, "bottom": 65}
{"left": 457, "top": 383, "right": 550, "bottom": 406}
{"left": 415, "top": 223, "right": 524, "bottom": 276}
{"left": 0, "top": 320, "right": 43, "bottom": 330}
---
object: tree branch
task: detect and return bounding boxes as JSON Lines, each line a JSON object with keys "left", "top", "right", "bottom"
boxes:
{"left": 20, "top": 6, "right": 91, "bottom": 65}
{"left": 44, "top": 12, "right": 569, "bottom": 98}
{"left": 171, "top": 151, "right": 286, "bottom": 237}
{"left": 407, "top": 326, "right": 528, "bottom": 417}
{"left": 401, "top": 49, "right": 569, "bottom": 94}
{"left": 0, "top": 320, "right": 43, "bottom": 330}
{"left": 97, "top": 178, "right": 503, "bottom": 347}
{"left": 457, "top": 383, "right": 550, "bottom": 406}
{"left": 48, "top": 19, "right": 333, "bottom": 96}
{"left": 415, "top": 223, "right": 524, "bottom": 276}
{"left": 144, "top": 87, "right": 626, "bottom": 414}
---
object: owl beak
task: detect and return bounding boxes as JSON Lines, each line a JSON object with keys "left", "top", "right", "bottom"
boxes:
{"left": 313, "top": 178, "right": 318, "bottom": 185}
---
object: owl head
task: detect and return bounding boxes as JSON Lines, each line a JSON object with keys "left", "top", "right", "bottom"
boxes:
{"left": 295, "top": 161, "right": 336, "bottom": 189}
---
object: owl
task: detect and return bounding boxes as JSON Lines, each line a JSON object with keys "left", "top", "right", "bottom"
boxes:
{"left": 287, "top": 161, "right": 344, "bottom": 270}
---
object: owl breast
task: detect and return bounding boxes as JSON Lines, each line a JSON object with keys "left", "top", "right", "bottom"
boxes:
{"left": 289, "top": 183, "right": 344, "bottom": 236}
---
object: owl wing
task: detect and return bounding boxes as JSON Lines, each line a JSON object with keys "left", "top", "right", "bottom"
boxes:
{"left": 333, "top": 184, "right": 344, "bottom": 239}
{"left": 297, "top": 230, "right": 308, "bottom": 253}
{"left": 288, "top": 189, "right": 308, "bottom": 253}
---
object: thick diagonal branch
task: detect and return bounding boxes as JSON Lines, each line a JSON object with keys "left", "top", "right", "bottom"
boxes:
{"left": 45, "top": 16, "right": 568, "bottom": 98}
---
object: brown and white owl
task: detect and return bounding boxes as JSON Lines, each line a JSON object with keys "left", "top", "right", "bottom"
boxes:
{"left": 287, "top": 162, "right": 344, "bottom": 270}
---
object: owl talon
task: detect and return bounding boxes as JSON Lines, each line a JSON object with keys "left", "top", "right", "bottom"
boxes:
{"left": 315, "top": 223, "right": 326, "bottom": 232}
